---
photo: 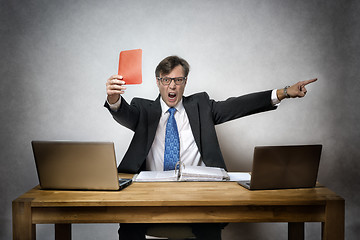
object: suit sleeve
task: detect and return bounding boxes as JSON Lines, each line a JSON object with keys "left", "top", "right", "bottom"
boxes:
{"left": 209, "top": 90, "right": 277, "bottom": 125}
{"left": 104, "top": 96, "right": 140, "bottom": 131}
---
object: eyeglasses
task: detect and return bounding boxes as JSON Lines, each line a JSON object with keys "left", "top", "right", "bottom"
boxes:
{"left": 157, "top": 77, "right": 187, "bottom": 86}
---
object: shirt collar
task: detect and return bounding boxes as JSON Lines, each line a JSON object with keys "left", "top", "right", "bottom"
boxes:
{"left": 159, "top": 97, "right": 185, "bottom": 115}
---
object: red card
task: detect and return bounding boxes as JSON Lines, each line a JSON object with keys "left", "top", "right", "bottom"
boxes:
{"left": 118, "top": 49, "right": 142, "bottom": 84}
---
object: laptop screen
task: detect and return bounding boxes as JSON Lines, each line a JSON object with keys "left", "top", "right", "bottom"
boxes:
{"left": 248, "top": 145, "right": 322, "bottom": 190}
{"left": 32, "top": 141, "right": 120, "bottom": 190}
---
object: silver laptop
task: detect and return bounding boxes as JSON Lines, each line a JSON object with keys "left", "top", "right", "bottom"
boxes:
{"left": 32, "top": 141, "right": 132, "bottom": 190}
{"left": 238, "top": 145, "right": 322, "bottom": 190}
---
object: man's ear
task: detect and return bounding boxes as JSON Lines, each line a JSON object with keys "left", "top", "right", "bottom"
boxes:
{"left": 156, "top": 78, "right": 160, "bottom": 88}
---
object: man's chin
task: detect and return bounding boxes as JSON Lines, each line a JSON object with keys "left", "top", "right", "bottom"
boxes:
{"left": 165, "top": 99, "right": 178, "bottom": 107}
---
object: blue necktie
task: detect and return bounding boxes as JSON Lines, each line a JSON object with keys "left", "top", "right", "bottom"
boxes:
{"left": 164, "top": 108, "right": 180, "bottom": 171}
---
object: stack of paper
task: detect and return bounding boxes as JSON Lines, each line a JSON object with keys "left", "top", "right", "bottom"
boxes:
{"left": 134, "top": 170, "right": 177, "bottom": 182}
{"left": 179, "top": 166, "right": 229, "bottom": 181}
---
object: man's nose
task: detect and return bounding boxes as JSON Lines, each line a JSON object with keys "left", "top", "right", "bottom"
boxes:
{"left": 169, "top": 79, "right": 176, "bottom": 88}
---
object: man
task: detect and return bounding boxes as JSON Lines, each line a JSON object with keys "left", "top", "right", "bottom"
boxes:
{"left": 105, "top": 55, "right": 316, "bottom": 239}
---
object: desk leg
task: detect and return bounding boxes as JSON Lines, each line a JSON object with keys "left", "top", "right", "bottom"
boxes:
{"left": 322, "top": 200, "right": 345, "bottom": 240}
{"left": 12, "top": 199, "right": 35, "bottom": 240}
{"left": 55, "top": 224, "right": 72, "bottom": 240}
{"left": 288, "top": 222, "right": 304, "bottom": 240}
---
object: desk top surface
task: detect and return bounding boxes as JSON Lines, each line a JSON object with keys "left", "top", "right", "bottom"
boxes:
{"left": 14, "top": 176, "right": 343, "bottom": 207}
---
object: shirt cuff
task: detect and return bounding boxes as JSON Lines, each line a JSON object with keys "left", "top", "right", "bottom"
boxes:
{"left": 271, "top": 89, "right": 281, "bottom": 106}
{"left": 108, "top": 97, "right": 121, "bottom": 112}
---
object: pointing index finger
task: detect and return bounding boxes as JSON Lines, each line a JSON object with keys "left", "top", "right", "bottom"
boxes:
{"left": 302, "top": 78, "right": 318, "bottom": 86}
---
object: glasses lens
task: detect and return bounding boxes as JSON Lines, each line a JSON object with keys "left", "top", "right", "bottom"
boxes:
{"left": 174, "top": 78, "right": 184, "bottom": 85}
{"left": 162, "top": 78, "right": 171, "bottom": 85}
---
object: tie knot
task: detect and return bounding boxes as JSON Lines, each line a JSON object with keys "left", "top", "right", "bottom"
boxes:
{"left": 168, "top": 107, "right": 176, "bottom": 116}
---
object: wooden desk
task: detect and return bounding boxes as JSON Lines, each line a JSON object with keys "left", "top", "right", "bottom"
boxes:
{"left": 12, "top": 180, "right": 344, "bottom": 240}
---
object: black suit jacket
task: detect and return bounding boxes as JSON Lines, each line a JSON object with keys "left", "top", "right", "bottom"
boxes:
{"left": 104, "top": 91, "right": 276, "bottom": 173}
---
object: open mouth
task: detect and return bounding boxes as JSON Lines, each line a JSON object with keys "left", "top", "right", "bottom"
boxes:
{"left": 168, "top": 92, "right": 176, "bottom": 100}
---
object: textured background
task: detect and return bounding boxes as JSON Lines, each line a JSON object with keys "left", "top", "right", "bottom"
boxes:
{"left": 1, "top": 0, "right": 359, "bottom": 239}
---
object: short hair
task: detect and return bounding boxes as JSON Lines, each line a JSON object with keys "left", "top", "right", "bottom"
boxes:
{"left": 155, "top": 56, "right": 190, "bottom": 78}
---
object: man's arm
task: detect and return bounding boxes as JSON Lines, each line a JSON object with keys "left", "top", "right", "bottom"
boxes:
{"left": 209, "top": 78, "right": 317, "bottom": 124}
{"left": 105, "top": 74, "right": 140, "bottom": 131}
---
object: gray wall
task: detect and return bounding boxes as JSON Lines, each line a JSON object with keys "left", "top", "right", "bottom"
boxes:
{"left": 1, "top": 0, "right": 359, "bottom": 239}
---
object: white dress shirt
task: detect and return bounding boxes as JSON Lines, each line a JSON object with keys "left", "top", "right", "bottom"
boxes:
{"left": 108, "top": 89, "right": 280, "bottom": 171}
{"left": 146, "top": 98, "right": 204, "bottom": 170}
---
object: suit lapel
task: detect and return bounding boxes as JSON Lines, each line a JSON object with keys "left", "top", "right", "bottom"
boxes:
{"left": 147, "top": 95, "right": 162, "bottom": 150}
{"left": 183, "top": 96, "right": 202, "bottom": 153}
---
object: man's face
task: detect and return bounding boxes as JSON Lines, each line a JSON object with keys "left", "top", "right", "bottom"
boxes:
{"left": 157, "top": 65, "right": 187, "bottom": 108}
